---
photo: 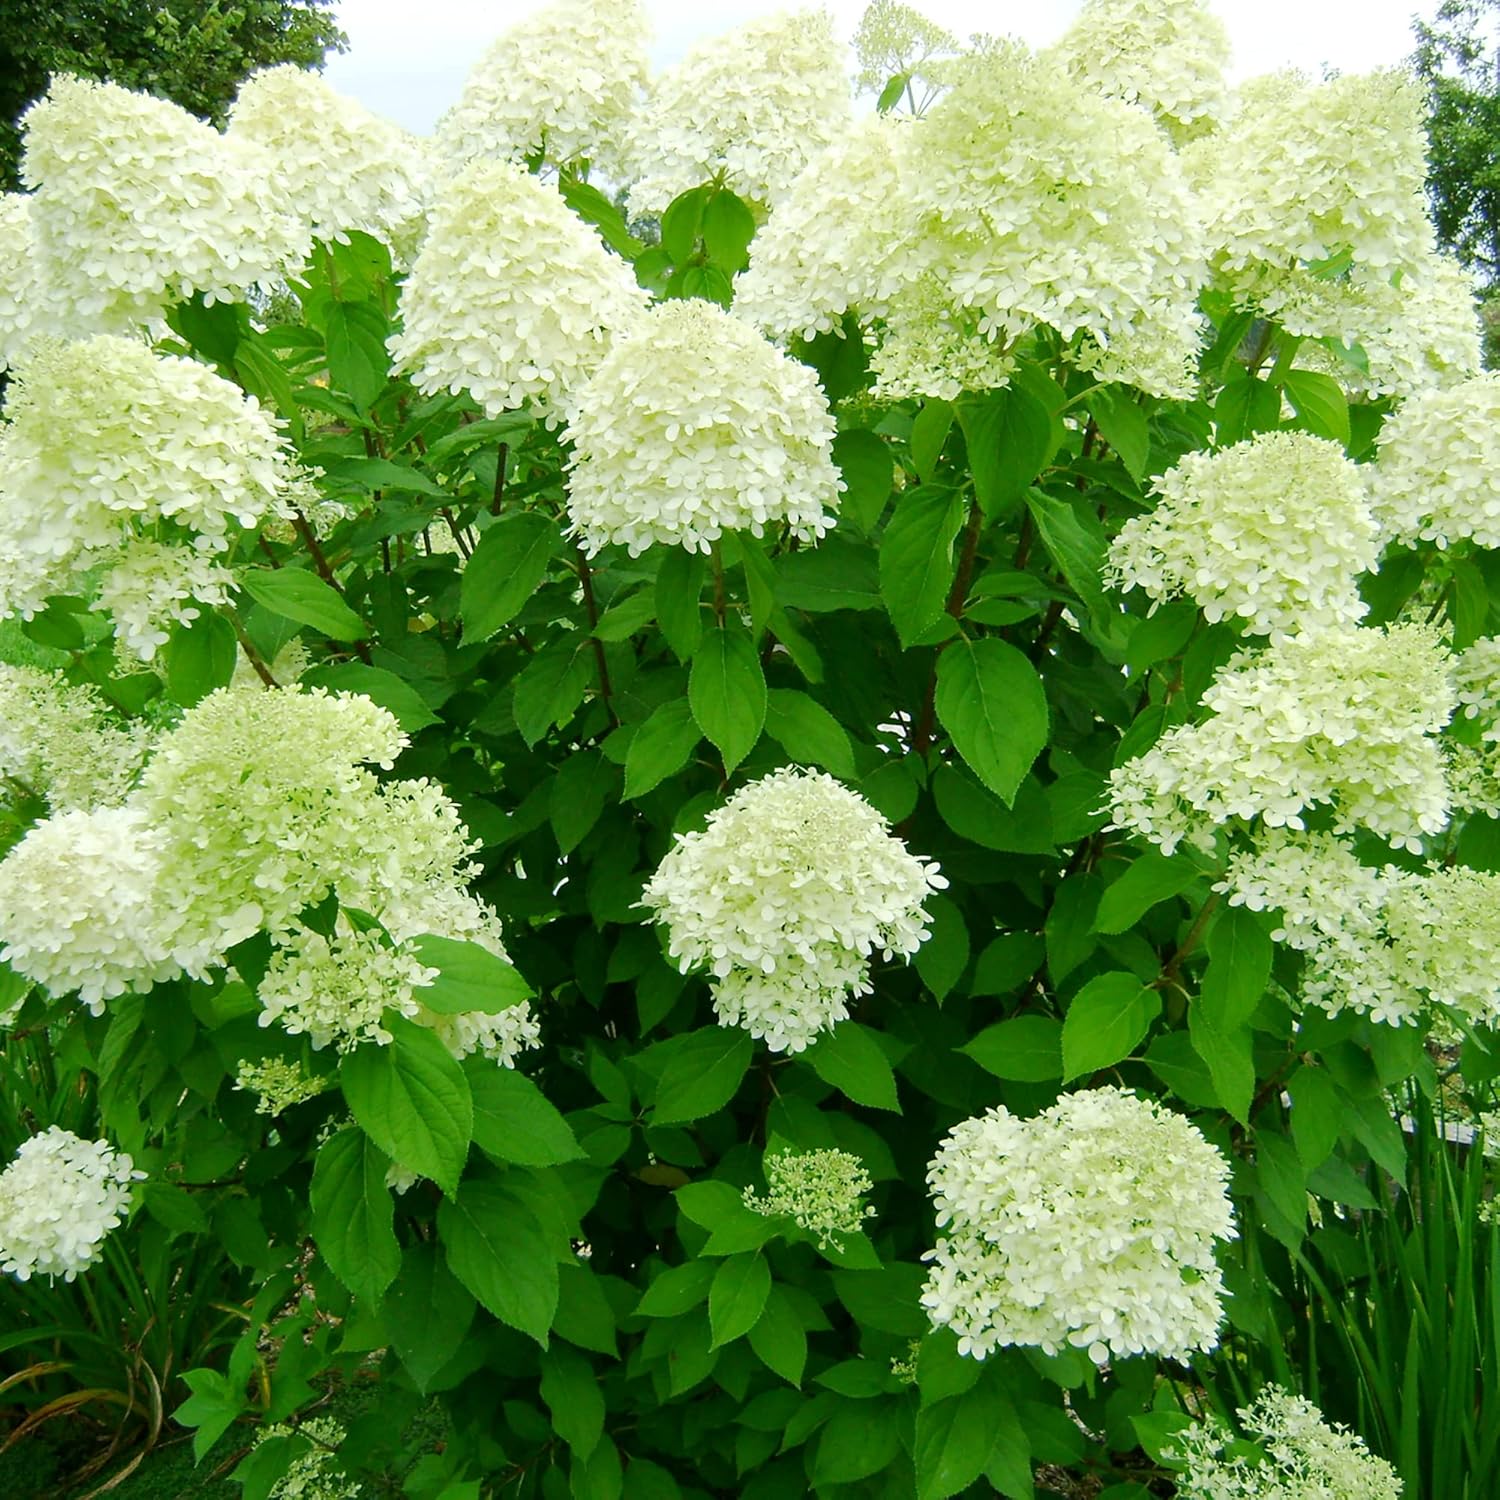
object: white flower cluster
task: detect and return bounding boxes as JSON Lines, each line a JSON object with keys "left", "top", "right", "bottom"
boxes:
{"left": 1108, "top": 624, "right": 1455, "bottom": 855}
{"left": 0, "top": 665, "right": 148, "bottom": 812}
{"left": 0, "top": 193, "right": 71, "bottom": 372}
{"left": 0, "top": 335, "right": 297, "bottom": 652}
{"left": 624, "top": 9, "right": 853, "bottom": 218}
{"left": 922, "top": 1088, "right": 1236, "bottom": 1365}
{"left": 735, "top": 114, "right": 909, "bottom": 343}
{"left": 389, "top": 160, "right": 647, "bottom": 423}
{"left": 20, "top": 75, "right": 307, "bottom": 330}
{"left": 433, "top": 0, "right": 648, "bottom": 177}
{"left": 257, "top": 927, "right": 438, "bottom": 1053}
{"left": 1223, "top": 829, "right": 1500, "bottom": 1027}
{"left": 0, "top": 686, "right": 541, "bottom": 1065}
{"left": 743, "top": 1148, "right": 875, "bottom": 1249}
{"left": 564, "top": 300, "right": 842, "bottom": 556}
{"left": 1370, "top": 373, "right": 1500, "bottom": 550}
{"left": 852, "top": 0, "right": 958, "bottom": 101}
{"left": 228, "top": 66, "right": 429, "bottom": 259}
{"left": 1052, "top": 0, "right": 1232, "bottom": 144}
{"left": 1454, "top": 636, "right": 1500, "bottom": 740}
{"left": 234, "top": 1058, "right": 327, "bottom": 1115}
{"left": 890, "top": 45, "right": 1208, "bottom": 399}
{"left": 0, "top": 1127, "right": 141, "bottom": 1282}
{"left": 1173, "top": 1385, "right": 1402, "bottom": 1500}
{"left": 257, "top": 1416, "right": 363, "bottom": 1500}
{"left": 641, "top": 767, "right": 946, "bottom": 1052}
{"left": 1191, "top": 69, "right": 1433, "bottom": 295}
{"left": 1106, "top": 431, "right": 1380, "bottom": 641}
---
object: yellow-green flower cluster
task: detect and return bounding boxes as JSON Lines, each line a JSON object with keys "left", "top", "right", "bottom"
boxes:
{"left": 1109, "top": 625, "right": 1455, "bottom": 855}
{"left": 0, "top": 665, "right": 148, "bottom": 813}
{"left": 1106, "top": 431, "right": 1380, "bottom": 641}
{"left": 0, "top": 193, "right": 71, "bottom": 373}
{"left": 642, "top": 767, "right": 946, "bottom": 1052}
{"left": 1172, "top": 1386, "right": 1401, "bottom": 1500}
{"left": 1370, "top": 373, "right": 1500, "bottom": 549}
{"left": 624, "top": 9, "right": 853, "bottom": 218}
{"left": 1052, "top": 0, "right": 1231, "bottom": 144}
{"left": 234, "top": 1058, "right": 327, "bottom": 1115}
{"left": 228, "top": 65, "right": 429, "bottom": 259}
{"left": 744, "top": 1148, "right": 875, "bottom": 1249}
{"left": 563, "top": 300, "right": 842, "bottom": 556}
{"left": 433, "top": 0, "right": 648, "bottom": 177}
{"left": 922, "top": 1088, "right": 1236, "bottom": 1365}
{"left": 389, "top": 159, "right": 647, "bottom": 423}
{"left": 20, "top": 75, "right": 307, "bottom": 331}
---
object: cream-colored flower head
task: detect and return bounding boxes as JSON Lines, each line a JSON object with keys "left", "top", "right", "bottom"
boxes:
{"left": 0, "top": 1128, "right": 142, "bottom": 1282}
{"left": 1173, "top": 1386, "right": 1402, "bottom": 1500}
{"left": 389, "top": 159, "right": 647, "bottom": 422}
{"left": 0, "top": 193, "right": 73, "bottom": 373}
{"left": 1107, "top": 431, "right": 1381, "bottom": 641}
{"left": 889, "top": 44, "right": 1207, "bottom": 387}
{"left": 20, "top": 74, "right": 308, "bottom": 329}
{"left": 0, "top": 665, "right": 148, "bottom": 813}
{"left": 1369, "top": 372, "right": 1500, "bottom": 549}
{"left": 228, "top": 65, "right": 429, "bottom": 258}
{"left": 1052, "top": 0, "right": 1231, "bottom": 144}
{"left": 0, "top": 335, "right": 296, "bottom": 622}
{"left": 1190, "top": 69, "right": 1433, "bottom": 297}
{"left": 624, "top": 9, "right": 853, "bottom": 219}
{"left": 922, "top": 1088, "right": 1236, "bottom": 1365}
{"left": 641, "top": 767, "right": 946, "bottom": 1052}
{"left": 97, "top": 540, "right": 234, "bottom": 663}
{"left": 564, "top": 299, "right": 843, "bottom": 556}
{"left": 433, "top": 0, "right": 649, "bottom": 177}
{"left": 736, "top": 114, "right": 911, "bottom": 343}
{"left": 744, "top": 1148, "right": 875, "bottom": 1249}
{"left": 1108, "top": 624, "right": 1456, "bottom": 855}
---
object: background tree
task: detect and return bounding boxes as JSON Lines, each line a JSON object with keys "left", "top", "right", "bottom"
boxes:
{"left": 1413, "top": 0, "right": 1500, "bottom": 356}
{"left": 0, "top": 0, "right": 346, "bottom": 191}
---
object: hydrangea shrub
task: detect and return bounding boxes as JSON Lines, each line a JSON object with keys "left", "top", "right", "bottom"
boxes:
{"left": 0, "top": 0, "right": 1492, "bottom": 1494}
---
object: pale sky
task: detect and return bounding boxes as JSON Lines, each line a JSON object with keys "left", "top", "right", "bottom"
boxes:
{"left": 326, "top": 0, "right": 1440, "bottom": 135}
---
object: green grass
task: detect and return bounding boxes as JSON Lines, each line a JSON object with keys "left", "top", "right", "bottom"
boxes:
{"left": 0, "top": 1425, "right": 240, "bottom": 1500}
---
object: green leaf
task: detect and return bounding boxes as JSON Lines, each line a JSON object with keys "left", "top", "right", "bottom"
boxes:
{"left": 933, "top": 766, "right": 1053, "bottom": 854}
{"left": 1200, "top": 905, "right": 1273, "bottom": 1029}
{"left": 917, "top": 1383, "right": 1028, "bottom": 1500}
{"left": 467, "top": 1062, "right": 583, "bottom": 1166}
{"left": 636, "top": 1258, "right": 716, "bottom": 1317}
{"left": 702, "top": 189, "right": 756, "bottom": 272}
{"left": 1188, "top": 1001, "right": 1254, "bottom": 1126}
{"left": 177, "top": 1370, "right": 248, "bottom": 1463}
{"left": 301, "top": 662, "right": 441, "bottom": 732}
{"left": 438, "top": 1180, "right": 558, "bottom": 1347}
{"left": 165, "top": 611, "right": 237, "bottom": 707}
{"left": 1288, "top": 1067, "right": 1343, "bottom": 1169}
{"left": 804, "top": 1022, "right": 899, "bottom": 1111}
{"left": 1061, "top": 971, "right": 1161, "bottom": 1082}
{"left": 764, "top": 689, "right": 856, "bottom": 780}
{"left": 1215, "top": 374, "right": 1281, "bottom": 446}
{"left": 813, "top": 1401, "right": 903, "bottom": 1485}
{"left": 310, "top": 1127, "right": 399, "bottom": 1305}
{"left": 876, "top": 72, "right": 908, "bottom": 112}
{"left": 460, "top": 513, "right": 558, "bottom": 642}
{"left": 1282, "top": 368, "right": 1351, "bottom": 446}
{"left": 880, "top": 488, "right": 967, "bottom": 646}
{"left": 776, "top": 537, "right": 882, "bottom": 612}
{"left": 1255, "top": 1130, "right": 1308, "bottom": 1247}
{"left": 625, "top": 698, "right": 702, "bottom": 798}
{"left": 383, "top": 1243, "right": 476, "bottom": 1395}
{"left": 593, "top": 587, "right": 656, "bottom": 641}
{"left": 654, "top": 1026, "right": 753, "bottom": 1124}
{"left": 911, "top": 399, "right": 954, "bottom": 484}
{"left": 320, "top": 456, "right": 447, "bottom": 497}
{"left": 655, "top": 549, "right": 706, "bottom": 660}
{"left": 1093, "top": 852, "right": 1198, "bottom": 934}
{"left": 325, "top": 298, "right": 390, "bottom": 411}
{"left": 1089, "top": 386, "right": 1150, "bottom": 481}
{"left": 512, "top": 639, "right": 591, "bottom": 745}
{"left": 832, "top": 429, "right": 894, "bottom": 532}
{"left": 689, "top": 621, "right": 767, "bottom": 775}
{"left": 341, "top": 1014, "right": 473, "bottom": 1196}
{"left": 748, "top": 1286, "right": 807, "bottom": 1385}
{"left": 661, "top": 186, "right": 709, "bottom": 263}
{"left": 913, "top": 893, "right": 968, "bottom": 1002}
{"left": 409, "top": 935, "right": 532, "bottom": 1015}
{"left": 541, "top": 1344, "right": 605, "bottom": 1456}
{"left": 1023, "top": 490, "right": 1111, "bottom": 624}
{"left": 550, "top": 748, "right": 614, "bottom": 854}
{"left": 956, "top": 385, "right": 1053, "bottom": 518}
{"left": 709, "top": 1252, "right": 770, "bottom": 1347}
{"left": 961, "top": 1015, "right": 1063, "bottom": 1082}
{"left": 934, "top": 638, "right": 1048, "bottom": 805}
{"left": 559, "top": 175, "right": 643, "bottom": 258}
{"left": 241, "top": 568, "right": 366, "bottom": 641}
